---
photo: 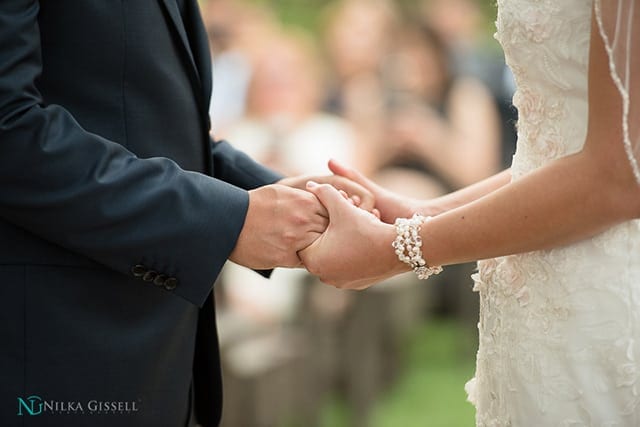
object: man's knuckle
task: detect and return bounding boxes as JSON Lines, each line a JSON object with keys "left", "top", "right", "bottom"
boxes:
{"left": 290, "top": 214, "right": 305, "bottom": 226}
{"left": 282, "top": 230, "right": 298, "bottom": 244}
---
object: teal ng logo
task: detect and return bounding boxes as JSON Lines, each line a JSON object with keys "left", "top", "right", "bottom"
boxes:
{"left": 17, "top": 395, "right": 43, "bottom": 416}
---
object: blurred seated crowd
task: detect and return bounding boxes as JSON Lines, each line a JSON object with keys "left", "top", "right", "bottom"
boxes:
{"left": 200, "top": 0, "right": 516, "bottom": 425}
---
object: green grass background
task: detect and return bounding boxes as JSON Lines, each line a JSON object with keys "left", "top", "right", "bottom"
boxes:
{"left": 320, "top": 319, "right": 477, "bottom": 427}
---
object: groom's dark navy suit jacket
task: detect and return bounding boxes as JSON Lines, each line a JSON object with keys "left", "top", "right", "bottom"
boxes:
{"left": 0, "top": 1, "right": 281, "bottom": 425}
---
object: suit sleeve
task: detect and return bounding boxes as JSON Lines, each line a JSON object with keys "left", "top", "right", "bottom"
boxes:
{"left": 0, "top": 1, "right": 248, "bottom": 307}
{"left": 210, "top": 138, "right": 283, "bottom": 189}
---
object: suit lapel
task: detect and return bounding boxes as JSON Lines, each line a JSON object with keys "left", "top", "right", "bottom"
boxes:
{"left": 186, "top": 1, "right": 213, "bottom": 110}
{"left": 158, "top": 0, "right": 213, "bottom": 130}
{"left": 158, "top": 0, "right": 201, "bottom": 87}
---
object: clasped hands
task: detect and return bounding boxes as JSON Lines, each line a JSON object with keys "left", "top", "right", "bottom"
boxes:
{"left": 230, "top": 160, "right": 419, "bottom": 290}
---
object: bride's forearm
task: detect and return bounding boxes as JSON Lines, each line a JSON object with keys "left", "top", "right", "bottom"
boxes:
{"left": 417, "top": 169, "right": 512, "bottom": 215}
{"left": 420, "top": 150, "right": 640, "bottom": 267}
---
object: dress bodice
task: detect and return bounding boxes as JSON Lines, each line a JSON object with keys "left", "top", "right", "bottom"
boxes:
{"left": 497, "top": 0, "right": 592, "bottom": 178}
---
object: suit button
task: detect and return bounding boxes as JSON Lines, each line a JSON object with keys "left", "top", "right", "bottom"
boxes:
{"left": 153, "top": 275, "right": 167, "bottom": 287}
{"left": 131, "top": 264, "right": 147, "bottom": 278}
{"left": 142, "top": 270, "right": 158, "bottom": 282}
{"left": 164, "top": 277, "right": 178, "bottom": 291}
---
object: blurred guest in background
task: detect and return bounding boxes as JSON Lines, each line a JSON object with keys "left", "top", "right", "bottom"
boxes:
{"left": 222, "top": 33, "right": 359, "bottom": 176}
{"left": 420, "top": 0, "right": 497, "bottom": 86}
{"left": 379, "top": 23, "right": 501, "bottom": 194}
{"left": 322, "top": 0, "right": 400, "bottom": 175}
{"left": 202, "top": 0, "right": 280, "bottom": 132}
{"left": 420, "top": 0, "right": 517, "bottom": 168}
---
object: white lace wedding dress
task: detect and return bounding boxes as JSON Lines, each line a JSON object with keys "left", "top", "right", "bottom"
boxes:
{"left": 465, "top": 0, "right": 640, "bottom": 425}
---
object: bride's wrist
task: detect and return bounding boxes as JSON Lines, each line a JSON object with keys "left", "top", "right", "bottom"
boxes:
{"left": 390, "top": 214, "right": 443, "bottom": 280}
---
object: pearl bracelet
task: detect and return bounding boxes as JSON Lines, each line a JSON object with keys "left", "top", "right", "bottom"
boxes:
{"left": 392, "top": 214, "right": 443, "bottom": 280}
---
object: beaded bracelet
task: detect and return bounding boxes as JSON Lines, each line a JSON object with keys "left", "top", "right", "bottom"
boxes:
{"left": 392, "top": 214, "right": 443, "bottom": 280}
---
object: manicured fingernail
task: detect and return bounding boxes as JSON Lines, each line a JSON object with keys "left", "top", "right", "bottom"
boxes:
{"left": 307, "top": 181, "right": 319, "bottom": 188}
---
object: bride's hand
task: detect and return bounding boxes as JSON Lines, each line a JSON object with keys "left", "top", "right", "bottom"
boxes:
{"left": 299, "top": 181, "right": 407, "bottom": 290}
{"left": 328, "top": 159, "right": 426, "bottom": 223}
{"left": 278, "top": 172, "right": 375, "bottom": 212}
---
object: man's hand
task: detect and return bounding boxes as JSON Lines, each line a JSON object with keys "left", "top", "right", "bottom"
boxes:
{"left": 229, "top": 184, "right": 329, "bottom": 269}
{"left": 278, "top": 172, "right": 376, "bottom": 212}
